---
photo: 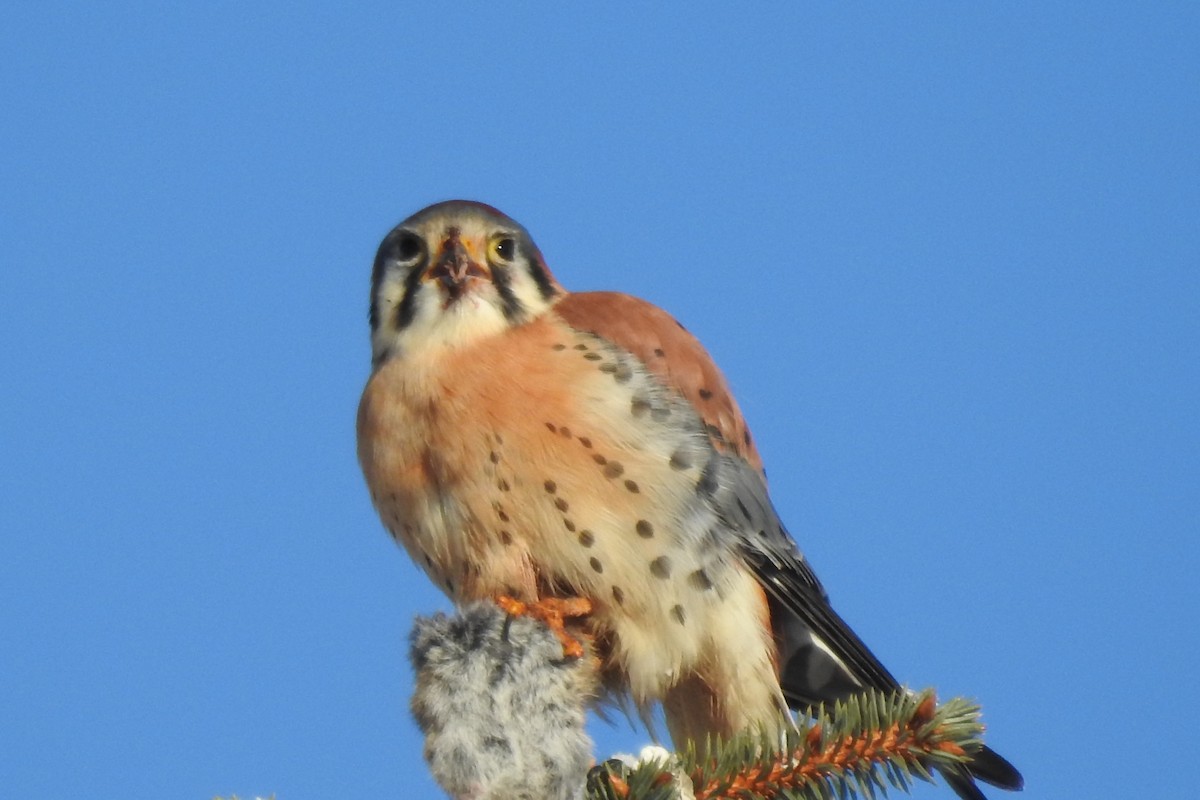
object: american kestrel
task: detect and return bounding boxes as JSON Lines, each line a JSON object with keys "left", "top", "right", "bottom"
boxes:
{"left": 357, "top": 201, "right": 1022, "bottom": 800}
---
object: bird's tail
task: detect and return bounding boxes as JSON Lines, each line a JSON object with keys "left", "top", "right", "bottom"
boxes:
{"left": 943, "top": 744, "right": 1024, "bottom": 800}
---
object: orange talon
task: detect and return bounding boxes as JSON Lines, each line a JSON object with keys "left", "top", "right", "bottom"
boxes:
{"left": 495, "top": 595, "right": 593, "bottom": 658}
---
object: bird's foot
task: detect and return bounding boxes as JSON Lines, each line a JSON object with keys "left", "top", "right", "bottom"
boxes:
{"left": 495, "top": 595, "right": 593, "bottom": 659}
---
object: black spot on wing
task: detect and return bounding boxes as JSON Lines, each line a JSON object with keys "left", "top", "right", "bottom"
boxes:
{"left": 669, "top": 449, "right": 693, "bottom": 471}
{"left": 696, "top": 453, "right": 720, "bottom": 497}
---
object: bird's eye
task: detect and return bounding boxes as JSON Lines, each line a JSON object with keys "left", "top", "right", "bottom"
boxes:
{"left": 491, "top": 237, "right": 516, "bottom": 262}
{"left": 394, "top": 232, "right": 423, "bottom": 262}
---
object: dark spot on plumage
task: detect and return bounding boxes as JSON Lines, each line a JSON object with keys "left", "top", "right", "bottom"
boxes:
{"left": 650, "top": 556, "right": 672, "bottom": 579}
{"left": 545, "top": 422, "right": 557, "bottom": 433}
{"left": 688, "top": 569, "right": 714, "bottom": 591}
{"left": 697, "top": 456, "right": 720, "bottom": 496}
{"left": 553, "top": 343, "right": 566, "bottom": 351}
{"left": 603, "top": 461, "right": 625, "bottom": 478}
{"left": 500, "top": 530, "right": 513, "bottom": 545}
{"left": 578, "top": 530, "right": 595, "bottom": 547}
{"left": 445, "top": 578, "right": 454, "bottom": 593}
{"left": 736, "top": 498, "right": 752, "bottom": 522}
{"left": 424, "top": 554, "right": 433, "bottom": 567}
{"left": 675, "top": 321, "right": 687, "bottom": 332}
{"left": 559, "top": 426, "right": 572, "bottom": 438}
{"left": 574, "top": 343, "right": 588, "bottom": 351}
{"left": 653, "top": 348, "right": 665, "bottom": 357}
{"left": 650, "top": 407, "right": 670, "bottom": 422}
{"left": 589, "top": 557, "right": 603, "bottom": 574}
{"left": 564, "top": 519, "right": 576, "bottom": 532}
{"left": 612, "top": 586, "right": 625, "bottom": 605}
{"left": 613, "top": 364, "right": 633, "bottom": 384}
{"left": 631, "top": 398, "right": 651, "bottom": 418}
{"left": 498, "top": 479, "right": 511, "bottom": 492}
{"left": 578, "top": 436, "right": 592, "bottom": 449}
{"left": 496, "top": 505, "right": 510, "bottom": 522}
{"left": 624, "top": 480, "right": 639, "bottom": 493}
{"left": 489, "top": 451, "right": 500, "bottom": 464}
{"left": 636, "top": 520, "right": 654, "bottom": 539}
{"left": 554, "top": 497, "right": 569, "bottom": 512}
{"left": 592, "top": 453, "right": 607, "bottom": 466}
{"left": 698, "top": 388, "right": 713, "bottom": 400}
{"left": 744, "top": 430, "right": 752, "bottom": 446}
{"left": 705, "top": 423, "right": 725, "bottom": 442}
{"left": 669, "top": 450, "right": 692, "bottom": 471}
{"left": 759, "top": 529, "right": 768, "bottom": 538}
{"left": 583, "top": 352, "right": 602, "bottom": 361}
{"left": 544, "top": 480, "right": 557, "bottom": 494}
{"left": 671, "top": 605, "right": 687, "bottom": 625}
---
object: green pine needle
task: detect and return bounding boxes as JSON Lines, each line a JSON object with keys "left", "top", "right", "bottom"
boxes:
{"left": 586, "top": 689, "right": 986, "bottom": 800}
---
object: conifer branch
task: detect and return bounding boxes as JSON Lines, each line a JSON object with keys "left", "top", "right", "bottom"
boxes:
{"left": 410, "top": 604, "right": 989, "bottom": 800}
{"left": 588, "top": 690, "right": 984, "bottom": 800}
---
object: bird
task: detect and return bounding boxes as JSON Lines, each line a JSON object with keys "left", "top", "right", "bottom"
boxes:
{"left": 357, "top": 200, "right": 1023, "bottom": 800}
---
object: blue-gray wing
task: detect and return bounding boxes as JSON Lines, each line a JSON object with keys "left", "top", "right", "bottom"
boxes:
{"left": 704, "top": 451, "right": 901, "bottom": 707}
{"left": 710, "top": 453, "right": 1024, "bottom": 797}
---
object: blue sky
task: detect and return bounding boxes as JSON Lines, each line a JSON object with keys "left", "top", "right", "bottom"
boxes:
{"left": 2, "top": 4, "right": 1196, "bottom": 799}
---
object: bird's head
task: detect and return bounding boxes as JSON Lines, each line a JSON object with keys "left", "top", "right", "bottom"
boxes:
{"left": 368, "top": 201, "right": 563, "bottom": 365}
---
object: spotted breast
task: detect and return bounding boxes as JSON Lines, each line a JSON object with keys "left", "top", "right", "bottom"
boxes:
{"left": 358, "top": 305, "right": 783, "bottom": 737}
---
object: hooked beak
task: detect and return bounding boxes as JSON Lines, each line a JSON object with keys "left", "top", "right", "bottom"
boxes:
{"left": 428, "top": 231, "right": 489, "bottom": 302}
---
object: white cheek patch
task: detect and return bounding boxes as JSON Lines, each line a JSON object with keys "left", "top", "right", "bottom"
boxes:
{"left": 506, "top": 271, "right": 553, "bottom": 317}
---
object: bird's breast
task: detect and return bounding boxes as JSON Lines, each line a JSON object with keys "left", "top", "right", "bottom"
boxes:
{"left": 358, "top": 313, "right": 773, "bottom": 702}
